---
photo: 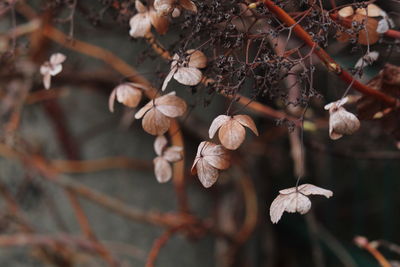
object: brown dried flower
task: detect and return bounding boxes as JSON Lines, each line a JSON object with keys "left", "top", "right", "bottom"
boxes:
{"left": 162, "top": 49, "right": 207, "bottom": 91}
{"left": 209, "top": 114, "right": 259, "bottom": 150}
{"left": 40, "top": 53, "right": 66, "bottom": 89}
{"left": 134, "top": 92, "right": 187, "bottom": 135}
{"left": 324, "top": 97, "right": 360, "bottom": 140}
{"left": 191, "top": 141, "right": 230, "bottom": 188}
{"left": 109, "top": 83, "right": 147, "bottom": 112}
{"left": 270, "top": 184, "right": 333, "bottom": 224}
{"left": 154, "top": 0, "right": 197, "bottom": 16}
{"left": 129, "top": 0, "right": 169, "bottom": 38}
{"left": 153, "top": 135, "right": 183, "bottom": 183}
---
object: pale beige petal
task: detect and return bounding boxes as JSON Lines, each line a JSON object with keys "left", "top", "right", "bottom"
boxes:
{"left": 179, "top": 0, "right": 197, "bottom": 13}
{"left": 154, "top": 156, "right": 172, "bottom": 183}
{"left": 142, "top": 108, "right": 170, "bottom": 135}
{"left": 134, "top": 100, "right": 154, "bottom": 119}
{"left": 40, "top": 63, "right": 51, "bottom": 75}
{"left": 218, "top": 119, "right": 246, "bottom": 150}
{"left": 288, "top": 193, "right": 312, "bottom": 215}
{"left": 149, "top": 9, "right": 169, "bottom": 35}
{"left": 172, "top": 7, "right": 181, "bottom": 18}
{"left": 278, "top": 187, "right": 297, "bottom": 195}
{"left": 161, "top": 67, "right": 177, "bottom": 91}
{"left": 108, "top": 89, "right": 117, "bottom": 112}
{"left": 43, "top": 73, "right": 51, "bottom": 89}
{"left": 270, "top": 194, "right": 290, "bottom": 224}
{"left": 202, "top": 143, "right": 230, "bottom": 170}
{"left": 297, "top": 184, "right": 333, "bottom": 198}
{"left": 116, "top": 84, "right": 142, "bottom": 108}
{"left": 338, "top": 6, "right": 354, "bottom": 18}
{"left": 208, "top": 115, "right": 230, "bottom": 139}
{"left": 155, "top": 94, "right": 187, "bottom": 117}
{"left": 194, "top": 141, "right": 207, "bottom": 159}
{"left": 135, "top": 0, "right": 148, "bottom": 13}
{"left": 50, "top": 53, "right": 66, "bottom": 65}
{"left": 154, "top": 135, "right": 168, "bottom": 156}
{"left": 163, "top": 146, "right": 183, "bottom": 162}
{"left": 153, "top": 0, "right": 175, "bottom": 15}
{"left": 173, "top": 67, "right": 202, "bottom": 86}
{"left": 187, "top": 49, "right": 207, "bottom": 69}
{"left": 129, "top": 13, "right": 152, "bottom": 38}
{"left": 196, "top": 159, "right": 219, "bottom": 188}
{"left": 234, "top": 114, "right": 259, "bottom": 136}
{"left": 355, "top": 4, "right": 383, "bottom": 17}
{"left": 49, "top": 64, "right": 63, "bottom": 76}
{"left": 329, "top": 107, "right": 360, "bottom": 140}
{"left": 191, "top": 156, "right": 201, "bottom": 174}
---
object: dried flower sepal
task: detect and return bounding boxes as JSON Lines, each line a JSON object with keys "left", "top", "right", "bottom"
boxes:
{"left": 109, "top": 83, "right": 148, "bottom": 112}
{"left": 153, "top": 135, "right": 183, "bottom": 183}
{"left": 40, "top": 53, "right": 66, "bottom": 89}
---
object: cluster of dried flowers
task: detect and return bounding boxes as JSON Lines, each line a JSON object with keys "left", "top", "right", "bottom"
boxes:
{"left": 40, "top": 53, "right": 66, "bottom": 89}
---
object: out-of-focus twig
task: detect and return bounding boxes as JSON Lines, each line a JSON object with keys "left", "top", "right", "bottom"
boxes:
{"left": 145, "top": 228, "right": 178, "bottom": 267}
{"left": 354, "top": 236, "right": 391, "bottom": 267}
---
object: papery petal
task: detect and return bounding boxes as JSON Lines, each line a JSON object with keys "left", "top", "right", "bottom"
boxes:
{"left": 270, "top": 193, "right": 311, "bottom": 224}
{"left": 163, "top": 146, "right": 183, "bottom": 162}
{"left": 338, "top": 6, "right": 354, "bottom": 18}
{"left": 233, "top": 114, "right": 259, "bottom": 136}
{"left": 154, "top": 156, "right": 172, "bottom": 183}
{"left": 179, "top": 0, "right": 197, "bottom": 13}
{"left": 149, "top": 9, "right": 169, "bottom": 35}
{"left": 155, "top": 94, "right": 187, "bottom": 117}
{"left": 377, "top": 19, "right": 389, "bottom": 34}
{"left": 172, "top": 7, "right": 181, "bottom": 18}
{"left": 50, "top": 53, "right": 66, "bottom": 65}
{"left": 154, "top": 135, "right": 168, "bottom": 156}
{"left": 202, "top": 143, "right": 230, "bottom": 170}
{"left": 129, "top": 13, "right": 152, "bottom": 38}
{"left": 116, "top": 84, "right": 143, "bottom": 108}
{"left": 196, "top": 159, "right": 219, "bottom": 188}
{"left": 142, "top": 108, "right": 171, "bottom": 135}
{"left": 329, "top": 107, "right": 360, "bottom": 140}
{"left": 43, "top": 73, "right": 51, "bottom": 89}
{"left": 187, "top": 49, "right": 207, "bottom": 69}
{"left": 208, "top": 115, "right": 230, "bottom": 138}
{"left": 135, "top": 0, "right": 148, "bottom": 13}
{"left": 161, "top": 67, "right": 177, "bottom": 91}
{"left": 108, "top": 89, "right": 117, "bottom": 112}
{"left": 40, "top": 63, "right": 51, "bottom": 75}
{"left": 297, "top": 184, "right": 333, "bottom": 198}
{"left": 270, "top": 194, "right": 289, "bottom": 223}
{"left": 135, "top": 100, "right": 154, "bottom": 119}
{"left": 154, "top": 0, "right": 175, "bottom": 15}
{"left": 218, "top": 119, "right": 246, "bottom": 150}
{"left": 49, "top": 64, "right": 62, "bottom": 76}
{"left": 355, "top": 4, "right": 383, "bottom": 17}
{"left": 173, "top": 67, "right": 202, "bottom": 86}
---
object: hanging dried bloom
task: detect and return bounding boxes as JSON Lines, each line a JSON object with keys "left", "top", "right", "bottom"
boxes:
{"left": 134, "top": 92, "right": 187, "bottom": 135}
{"left": 270, "top": 184, "right": 333, "bottom": 224}
{"left": 154, "top": 0, "right": 197, "bottom": 16}
{"left": 162, "top": 49, "right": 207, "bottom": 91}
{"left": 209, "top": 114, "right": 259, "bottom": 150}
{"left": 153, "top": 135, "right": 183, "bottom": 183}
{"left": 324, "top": 97, "right": 360, "bottom": 140}
{"left": 191, "top": 141, "right": 230, "bottom": 188}
{"left": 354, "top": 51, "right": 379, "bottom": 69}
{"left": 129, "top": 0, "right": 169, "bottom": 38}
{"left": 109, "top": 83, "right": 148, "bottom": 112}
{"left": 40, "top": 53, "right": 66, "bottom": 89}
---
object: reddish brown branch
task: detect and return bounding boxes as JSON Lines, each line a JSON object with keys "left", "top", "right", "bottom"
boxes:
{"left": 145, "top": 228, "right": 178, "bottom": 267}
{"left": 262, "top": 0, "right": 398, "bottom": 106}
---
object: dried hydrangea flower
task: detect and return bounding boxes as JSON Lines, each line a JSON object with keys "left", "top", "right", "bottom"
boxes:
{"left": 270, "top": 184, "right": 333, "bottom": 224}
{"left": 154, "top": 0, "right": 197, "bottom": 16}
{"left": 129, "top": 0, "right": 169, "bottom": 38}
{"left": 40, "top": 53, "right": 66, "bottom": 89}
{"left": 109, "top": 83, "right": 148, "bottom": 112}
{"left": 209, "top": 114, "right": 259, "bottom": 150}
{"left": 162, "top": 49, "right": 207, "bottom": 91}
{"left": 134, "top": 91, "right": 187, "bottom": 135}
{"left": 191, "top": 141, "right": 230, "bottom": 188}
{"left": 324, "top": 97, "right": 360, "bottom": 140}
{"left": 354, "top": 51, "right": 379, "bottom": 69}
{"left": 153, "top": 135, "right": 183, "bottom": 183}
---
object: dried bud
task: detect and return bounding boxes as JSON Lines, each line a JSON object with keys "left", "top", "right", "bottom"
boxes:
{"left": 270, "top": 184, "right": 333, "bottom": 224}
{"left": 324, "top": 97, "right": 360, "bottom": 140}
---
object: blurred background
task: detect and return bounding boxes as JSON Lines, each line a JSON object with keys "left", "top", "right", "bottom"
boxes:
{"left": 0, "top": 0, "right": 400, "bottom": 266}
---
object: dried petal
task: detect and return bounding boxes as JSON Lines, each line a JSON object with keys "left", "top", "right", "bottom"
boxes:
{"left": 149, "top": 9, "right": 169, "bottom": 35}
{"left": 355, "top": 51, "right": 379, "bottom": 69}
{"left": 355, "top": 4, "right": 383, "bottom": 17}
{"left": 142, "top": 108, "right": 171, "bottom": 135}
{"left": 154, "top": 0, "right": 175, "bottom": 15}
{"left": 154, "top": 135, "right": 168, "bottom": 156}
{"left": 233, "top": 115, "right": 259, "bottom": 136}
{"left": 161, "top": 66, "right": 177, "bottom": 91}
{"left": 201, "top": 142, "right": 230, "bottom": 170}
{"left": 338, "top": 6, "right": 354, "bottom": 18}
{"left": 279, "top": 184, "right": 333, "bottom": 198}
{"left": 163, "top": 146, "right": 183, "bottom": 162}
{"left": 209, "top": 115, "right": 230, "bottom": 138}
{"left": 108, "top": 89, "right": 117, "bottom": 112}
{"left": 154, "top": 156, "right": 172, "bottom": 183}
{"left": 187, "top": 49, "right": 207, "bottom": 69}
{"left": 377, "top": 18, "right": 389, "bottom": 33}
{"left": 129, "top": 13, "right": 152, "bottom": 38}
{"left": 50, "top": 53, "right": 66, "bottom": 65}
{"left": 155, "top": 94, "right": 187, "bottom": 117}
{"left": 196, "top": 158, "right": 219, "bottom": 188}
{"left": 329, "top": 107, "right": 360, "bottom": 140}
{"left": 173, "top": 67, "right": 202, "bottom": 86}
{"left": 179, "top": 0, "right": 197, "bottom": 13}
{"left": 43, "top": 73, "right": 51, "bottom": 90}
{"left": 219, "top": 119, "right": 246, "bottom": 150}
{"left": 172, "top": 7, "right": 181, "bottom": 18}
{"left": 135, "top": 0, "right": 148, "bottom": 13}
{"left": 135, "top": 100, "right": 154, "bottom": 119}
{"left": 114, "top": 83, "right": 143, "bottom": 108}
